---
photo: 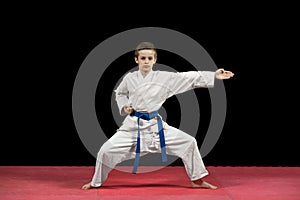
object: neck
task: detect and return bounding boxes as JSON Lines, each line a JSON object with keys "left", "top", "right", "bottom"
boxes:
{"left": 140, "top": 70, "right": 151, "bottom": 78}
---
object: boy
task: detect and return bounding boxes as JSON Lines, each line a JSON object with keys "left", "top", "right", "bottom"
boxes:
{"left": 82, "top": 41, "right": 234, "bottom": 190}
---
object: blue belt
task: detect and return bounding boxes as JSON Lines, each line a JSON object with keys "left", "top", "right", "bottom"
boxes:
{"left": 131, "top": 110, "right": 167, "bottom": 173}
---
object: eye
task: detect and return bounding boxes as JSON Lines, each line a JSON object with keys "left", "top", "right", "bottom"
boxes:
{"left": 140, "top": 57, "right": 146, "bottom": 60}
{"left": 148, "top": 57, "right": 153, "bottom": 61}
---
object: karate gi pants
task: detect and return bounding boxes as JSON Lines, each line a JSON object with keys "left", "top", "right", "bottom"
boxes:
{"left": 91, "top": 123, "right": 209, "bottom": 187}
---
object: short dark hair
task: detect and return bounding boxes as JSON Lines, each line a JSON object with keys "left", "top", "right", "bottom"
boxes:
{"left": 134, "top": 42, "right": 157, "bottom": 58}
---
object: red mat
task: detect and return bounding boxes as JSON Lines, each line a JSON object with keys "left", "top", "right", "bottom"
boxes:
{"left": 0, "top": 166, "right": 299, "bottom": 200}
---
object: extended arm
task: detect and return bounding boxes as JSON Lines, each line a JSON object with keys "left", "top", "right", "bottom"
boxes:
{"left": 167, "top": 68, "right": 234, "bottom": 97}
{"left": 167, "top": 71, "right": 215, "bottom": 96}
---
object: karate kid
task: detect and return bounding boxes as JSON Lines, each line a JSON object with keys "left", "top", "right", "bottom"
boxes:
{"left": 82, "top": 42, "right": 234, "bottom": 190}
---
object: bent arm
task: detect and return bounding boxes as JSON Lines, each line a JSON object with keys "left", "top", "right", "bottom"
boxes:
{"left": 114, "top": 76, "right": 130, "bottom": 116}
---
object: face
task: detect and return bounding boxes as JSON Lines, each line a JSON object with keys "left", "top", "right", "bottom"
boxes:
{"left": 135, "top": 49, "right": 157, "bottom": 75}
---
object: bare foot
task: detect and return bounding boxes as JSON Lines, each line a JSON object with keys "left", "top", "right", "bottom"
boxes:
{"left": 82, "top": 182, "right": 93, "bottom": 190}
{"left": 191, "top": 179, "right": 218, "bottom": 189}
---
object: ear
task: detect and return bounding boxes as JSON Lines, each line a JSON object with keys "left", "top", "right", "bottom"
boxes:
{"left": 134, "top": 57, "right": 138, "bottom": 64}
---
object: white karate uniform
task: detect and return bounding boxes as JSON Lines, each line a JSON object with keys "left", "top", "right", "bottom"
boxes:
{"left": 91, "top": 70, "right": 215, "bottom": 187}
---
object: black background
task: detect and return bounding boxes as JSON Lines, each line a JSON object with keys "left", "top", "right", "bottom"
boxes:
{"left": 2, "top": 7, "right": 299, "bottom": 167}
